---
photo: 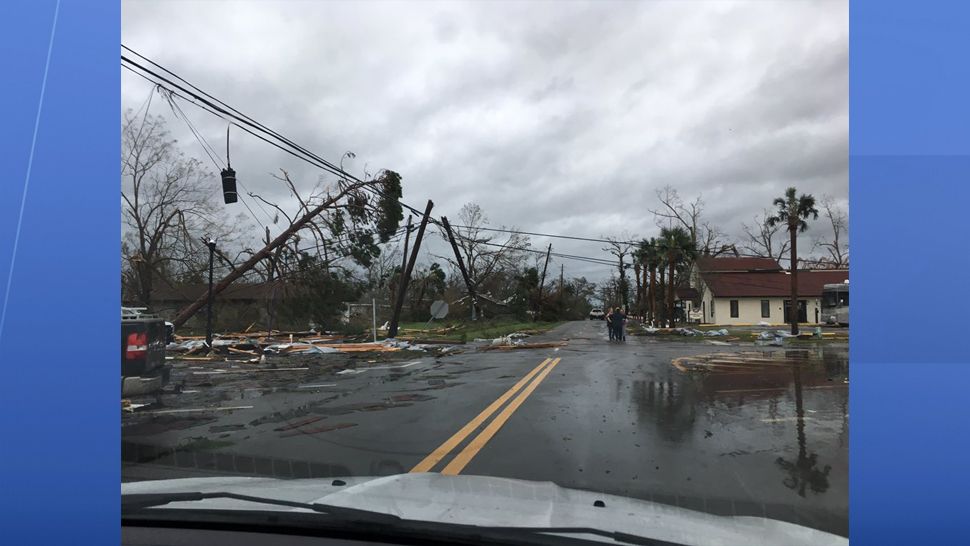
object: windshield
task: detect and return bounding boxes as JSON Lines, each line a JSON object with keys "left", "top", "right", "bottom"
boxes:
{"left": 822, "top": 290, "right": 849, "bottom": 308}
{"left": 121, "top": 1, "right": 848, "bottom": 543}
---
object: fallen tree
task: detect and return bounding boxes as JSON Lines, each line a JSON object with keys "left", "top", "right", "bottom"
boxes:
{"left": 171, "top": 170, "right": 403, "bottom": 328}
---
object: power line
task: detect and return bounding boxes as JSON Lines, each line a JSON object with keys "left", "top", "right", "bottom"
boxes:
{"left": 121, "top": 50, "right": 431, "bottom": 220}
{"left": 159, "top": 88, "right": 272, "bottom": 232}
{"left": 444, "top": 231, "right": 621, "bottom": 269}
{"left": 449, "top": 224, "right": 639, "bottom": 246}
{"left": 161, "top": 88, "right": 224, "bottom": 170}
{"left": 121, "top": 49, "right": 791, "bottom": 268}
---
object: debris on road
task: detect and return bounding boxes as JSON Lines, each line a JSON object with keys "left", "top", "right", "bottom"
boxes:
{"left": 755, "top": 330, "right": 798, "bottom": 346}
{"left": 481, "top": 341, "right": 568, "bottom": 351}
{"left": 122, "top": 399, "right": 152, "bottom": 413}
{"left": 191, "top": 367, "right": 309, "bottom": 375}
{"left": 144, "top": 405, "right": 254, "bottom": 415}
{"left": 263, "top": 343, "right": 342, "bottom": 355}
{"left": 638, "top": 327, "right": 729, "bottom": 337}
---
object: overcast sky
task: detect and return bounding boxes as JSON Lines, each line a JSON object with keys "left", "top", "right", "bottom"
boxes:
{"left": 122, "top": 0, "right": 848, "bottom": 284}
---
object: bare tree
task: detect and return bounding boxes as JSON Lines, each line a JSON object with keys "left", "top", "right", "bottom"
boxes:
{"left": 650, "top": 186, "right": 702, "bottom": 241}
{"left": 740, "top": 208, "right": 791, "bottom": 264}
{"left": 812, "top": 196, "right": 849, "bottom": 268}
{"left": 602, "top": 233, "right": 635, "bottom": 310}
{"left": 649, "top": 185, "right": 731, "bottom": 256}
{"left": 435, "top": 203, "right": 530, "bottom": 303}
{"left": 696, "top": 222, "right": 735, "bottom": 257}
{"left": 121, "top": 110, "right": 229, "bottom": 307}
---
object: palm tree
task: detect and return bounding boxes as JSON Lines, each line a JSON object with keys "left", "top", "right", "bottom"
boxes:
{"left": 639, "top": 238, "right": 661, "bottom": 326}
{"left": 632, "top": 257, "right": 642, "bottom": 318}
{"left": 658, "top": 227, "right": 695, "bottom": 328}
{"left": 767, "top": 187, "right": 819, "bottom": 335}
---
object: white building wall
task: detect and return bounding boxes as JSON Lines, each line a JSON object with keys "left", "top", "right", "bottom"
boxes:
{"left": 710, "top": 297, "right": 824, "bottom": 325}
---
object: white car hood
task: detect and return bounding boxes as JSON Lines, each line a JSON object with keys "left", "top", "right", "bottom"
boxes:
{"left": 123, "top": 473, "right": 847, "bottom": 546}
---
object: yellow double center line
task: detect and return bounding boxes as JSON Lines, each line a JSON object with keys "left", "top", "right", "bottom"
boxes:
{"left": 410, "top": 357, "right": 562, "bottom": 475}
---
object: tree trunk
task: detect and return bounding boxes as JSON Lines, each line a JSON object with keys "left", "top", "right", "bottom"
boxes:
{"left": 668, "top": 253, "right": 676, "bottom": 328}
{"left": 657, "top": 266, "right": 665, "bottom": 327}
{"left": 633, "top": 262, "right": 642, "bottom": 318}
{"left": 789, "top": 225, "right": 799, "bottom": 335}
{"left": 172, "top": 185, "right": 358, "bottom": 329}
{"left": 649, "top": 266, "right": 656, "bottom": 326}
{"left": 137, "top": 261, "right": 153, "bottom": 308}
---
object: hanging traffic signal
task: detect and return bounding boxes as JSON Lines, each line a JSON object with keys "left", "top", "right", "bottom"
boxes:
{"left": 221, "top": 167, "right": 237, "bottom": 204}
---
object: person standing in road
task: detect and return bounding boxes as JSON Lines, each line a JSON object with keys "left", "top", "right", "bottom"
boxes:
{"left": 611, "top": 307, "right": 626, "bottom": 342}
{"left": 606, "top": 307, "right": 615, "bottom": 341}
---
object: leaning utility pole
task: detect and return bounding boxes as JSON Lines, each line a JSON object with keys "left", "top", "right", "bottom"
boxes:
{"left": 558, "top": 263, "right": 564, "bottom": 320}
{"left": 387, "top": 200, "right": 434, "bottom": 339}
{"left": 400, "top": 215, "right": 412, "bottom": 273}
{"left": 392, "top": 215, "right": 412, "bottom": 309}
{"left": 535, "top": 243, "right": 552, "bottom": 322}
{"left": 441, "top": 216, "right": 479, "bottom": 321}
{"left": 171, "top": 180, "right": 374, "bottom": 329}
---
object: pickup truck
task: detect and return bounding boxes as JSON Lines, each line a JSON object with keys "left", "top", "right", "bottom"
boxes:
{"left": 121, "top": 307, "right": 173, "bottom": 397}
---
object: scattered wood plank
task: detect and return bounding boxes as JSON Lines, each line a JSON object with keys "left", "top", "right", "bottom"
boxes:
{"left": 396, "top": 337, "right": 462, "bottom": 344}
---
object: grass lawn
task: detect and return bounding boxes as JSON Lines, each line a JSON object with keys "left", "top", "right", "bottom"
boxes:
{"left": 390, "top": 319, "right": 564, "bottom": 343}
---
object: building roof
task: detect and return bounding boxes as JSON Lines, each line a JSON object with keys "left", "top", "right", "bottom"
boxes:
{"left": 676, "top": 287, "right": 700, "bottom": 301}
{"left": 696, "top": 256, "right": 782, "bottom": 272}
{"left": 702, "top": 270, "right": 849, "bottom": 298}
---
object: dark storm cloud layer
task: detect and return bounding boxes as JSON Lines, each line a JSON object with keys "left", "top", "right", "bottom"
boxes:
{"left": 122, "top": 0, "right": 848, "bottom": 281}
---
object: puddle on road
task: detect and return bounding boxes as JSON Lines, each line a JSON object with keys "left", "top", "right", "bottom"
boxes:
{"left": 209, "top": 424, "right": 246, "bottom": 433}
{"left": 618, "top": 345, "right": 848, "bottom": 503}
{"left": 672, "top": 347, "right": 848, "bottom": 390}
{"left": 247, "top": 393, "right": 437, "bottom": 427}
{"left": 122, "top": 415, "right": 217, "bottom": 436}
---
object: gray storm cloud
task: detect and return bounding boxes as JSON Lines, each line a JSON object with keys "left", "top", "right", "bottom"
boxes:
{"left": 122, "top": 0, "right": 848, "bottom": 282}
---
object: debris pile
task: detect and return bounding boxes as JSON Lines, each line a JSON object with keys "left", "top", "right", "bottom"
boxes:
{"left": 755, "top": 330, "right": 796, "bottom": 346}
{"left": 166, "top": 329, "right": 433, "bottom": 361}
{"left": 641, "top": 327, "right": 729, "bottom": 337}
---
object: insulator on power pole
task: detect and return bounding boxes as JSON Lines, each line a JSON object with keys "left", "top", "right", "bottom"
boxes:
{"left": 221, "top": 167, "right": 238, "bottom": 204}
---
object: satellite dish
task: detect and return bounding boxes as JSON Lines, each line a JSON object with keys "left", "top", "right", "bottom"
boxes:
{"left": 430, "top": 300, "right": 449, "bottom": 319}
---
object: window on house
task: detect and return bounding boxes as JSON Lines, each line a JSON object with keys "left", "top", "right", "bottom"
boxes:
{"left": 761, "top": 299, "right": 770, "bottom": 318}
{"left": 730, "top": 300, "right": 739, "bottom": 318}
{"left": 710, "top": 300, "right": 715, "bottom": 318}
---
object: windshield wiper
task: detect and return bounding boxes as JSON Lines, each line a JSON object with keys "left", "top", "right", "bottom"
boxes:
{"left": 122, "top": 491, "right": 401, "bottom": 523}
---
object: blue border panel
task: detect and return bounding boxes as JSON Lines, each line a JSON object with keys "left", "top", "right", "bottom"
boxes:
{"left": 852, "top": 1, "right": 970, "bottom": 545}
{"left": 0, "top": 1, "right": 119, "bottom": 544}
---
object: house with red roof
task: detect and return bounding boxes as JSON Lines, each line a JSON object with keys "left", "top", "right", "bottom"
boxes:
{"left": 686, "top": 256, "right": 848, "bottom": 325}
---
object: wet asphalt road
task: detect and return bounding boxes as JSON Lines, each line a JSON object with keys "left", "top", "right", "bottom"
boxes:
{"left": 122, "top": 320, "right": 848, "bottom": 536}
